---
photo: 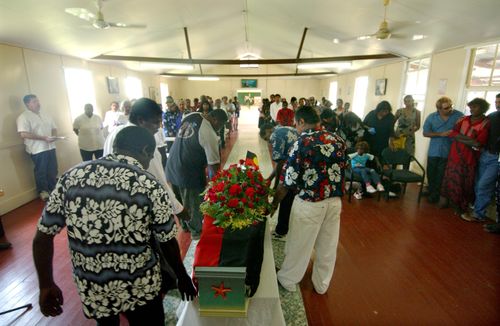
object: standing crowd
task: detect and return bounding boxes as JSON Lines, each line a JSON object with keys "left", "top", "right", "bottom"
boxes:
{"left": 12, "top": 89, "right": 499, "bottom": 324}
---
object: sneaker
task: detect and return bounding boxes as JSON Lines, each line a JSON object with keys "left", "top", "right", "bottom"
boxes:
{"left": 272, "top": 231, "right": 287, "bottom": 242}
{"left": 460, "top": 212, "right": 484, "bottom": 223}
{"left": 483, "top": 223, "right": 500, "bottom": 234}
{"left": 366, "top": 185, "right": 377, "bottom": 194}
{"left": 353, "top": 191, "right": 363, "bottom": 200}
{"left": 376, "top": 184, "right": 385, "bottom": 192}
{"left": 39, "top": 191, "right": 50, "bottom": 201}
{"left": 388, "top": 191, "right": 398, "bottom": 198}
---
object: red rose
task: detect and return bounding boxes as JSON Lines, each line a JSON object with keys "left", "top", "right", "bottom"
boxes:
{"left": 245, "top": 187, "right": 255, "bottom": 198}
{"left": 227, "top": 198, "right": 239, "bottom": 208}
{"left": 208, "top": 191, "right": 218, "bottom": 202}
{"left": 248, "top": 202, "right": 254, "bottom": 208}
{"left": 214, "top": 182, "right": 225, "bottom": 192}
{"left": 246, "top": 170, "right": 253, "bottom": 179}
{"left": 229, "top": 184, "right": 242, "bottom": 196}
{"left": 241, "top": 198, "right": 247, "bottom": 204}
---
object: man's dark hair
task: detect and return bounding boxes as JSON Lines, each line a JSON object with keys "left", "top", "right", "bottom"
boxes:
{"left": 23, "top": 94, "right": 37, "bottom": 105}
{"left": 113, "top": 126, "right": 156, "bottom": 155}
{"left": 496, "top": 93, "right": 500, "bottom": 98}
{"left": 320, "top": 108, "right": 335, "bottom": 120}
{"left": 467, "top": 98, "right": 490, "bottom": 113}
{"left": 209, "top": 109, "right": 228, "bottom": 124}
{"left": 291, "top": 96, "right": 297, "bottom": 103}
{"left": 295, "top": 105, "right": 320, "bottom": 124}
{"left": 374, "top": 100, "right": 392, "bottom": 114}
{"left": 129, "top": 98, "right": 162, "bottom": 124}
{"left": 259, "top": 122, "right": 274, "bottom": 139}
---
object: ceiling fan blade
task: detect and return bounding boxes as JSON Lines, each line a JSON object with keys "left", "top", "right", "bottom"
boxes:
{"left": 65, "top": 8, "right": 96, "bottom": 22}
{"left": 108, "top": 22, "right": 147, "bottom": 29}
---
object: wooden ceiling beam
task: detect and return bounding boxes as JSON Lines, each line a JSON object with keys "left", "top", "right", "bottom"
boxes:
{"left": 93, "top": 53, "right": 400, "bottom": 65}
{"left": 183, "top": 26, "right": 203, "bottom": 74}
{"left": 295, "top": 27, "right": 308, "bottom": 74}
{"left": 159, "top": 72, "right": 337, "bottom": 78}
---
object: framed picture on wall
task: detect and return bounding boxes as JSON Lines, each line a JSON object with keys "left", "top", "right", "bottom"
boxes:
{"left": 148, "top": 87, "right": 157, "bottom": 102}
{"left": 375, "top": 78, "right": 387, "bottom": 96}
{"left": 106, "top": 77, "right": 120, "bottom": 94}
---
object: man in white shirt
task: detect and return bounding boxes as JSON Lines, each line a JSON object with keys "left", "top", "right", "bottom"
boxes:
{"left": 73, "top": 103, "right": 104, "bottom": 161}
{"left": 270, "top": 94, "right": 282, "bottom": 122}
{"left": 103, "top": 101, "right": 122, "bottom": 136}
{"left": 17, "top": 94, "right": 58, "bottom": 201}
{"left": 103, "top": 98, "right": 187, "bottom": 221}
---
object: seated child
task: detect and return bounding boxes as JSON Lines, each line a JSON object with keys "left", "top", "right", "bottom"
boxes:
{"left": 348, "top": 141, "right": 385, "bottom": 194}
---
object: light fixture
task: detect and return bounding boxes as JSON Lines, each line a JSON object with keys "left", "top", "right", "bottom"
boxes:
{"left": 332, "top": 38, "right": 340, "bottom": 44}
{"left": 297, "top": 62, "right": 352, "bottom": 70}
{"left": 140, "top": 62, "right": 194, "bottom": 70}
{"left": 239, "top": 53, "right": 260, "bottom": 68}
{"left": 412, "top": 34, "right": 427, "bottom": 41}
{"left": 188, "top": 76, "right": 220, "bottom": 81}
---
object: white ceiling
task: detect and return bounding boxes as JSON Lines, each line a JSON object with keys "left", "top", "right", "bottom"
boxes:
{"left": 1, "top": 0, "right": 500, "bottom": 77}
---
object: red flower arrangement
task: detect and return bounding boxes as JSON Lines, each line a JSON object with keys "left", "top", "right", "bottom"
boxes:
{"left": 200, "top": 159, "right": 273, "bottom": 230}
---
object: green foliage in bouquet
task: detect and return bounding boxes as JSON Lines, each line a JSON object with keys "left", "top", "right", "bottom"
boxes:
{"left": 200, "top": 159, "right": 274, "bottom": 230}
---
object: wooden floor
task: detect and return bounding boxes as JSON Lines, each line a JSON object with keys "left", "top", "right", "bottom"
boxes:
{"left": 1, "top": 130, "right": 500, "bottom": 325}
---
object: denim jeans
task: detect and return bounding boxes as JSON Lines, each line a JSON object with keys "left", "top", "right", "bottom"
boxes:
{"left": 30, "top": 149, "right": 58, "bottom": 194}
{"left": 352, "top": 167, "right": 380, "bottom": 185}
{"left": 474, "top": 151, "right": 499, "bottom": 219}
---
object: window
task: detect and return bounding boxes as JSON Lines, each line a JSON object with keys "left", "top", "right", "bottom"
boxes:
{"left": 403, "top": 58, "right": 430, "bottom": 111}
{"left": 160, "top": 82, "right": 169, "bottom": 106}
{"left": 63, "top": 68, "right": 97, "bottom": 122}
{"left": 464, "top": 42, "right": 500, "bottom": 115}
{"left": 352, "top": 76, "right": 368, "bottom": 118}
{"left": 125, "top": 76, "right": 143, "bottom": 99}
{"left": 328, "top": 81, "right": 338, "bottom": 104}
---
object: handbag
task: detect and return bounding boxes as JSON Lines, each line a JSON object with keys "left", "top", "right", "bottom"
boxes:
{"left": 393, "top": 135, "right": 407, "bottom": 150}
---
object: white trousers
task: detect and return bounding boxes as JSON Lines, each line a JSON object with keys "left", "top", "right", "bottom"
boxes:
{"left": 277, "top": 196, "right": 341, "bottom": 294}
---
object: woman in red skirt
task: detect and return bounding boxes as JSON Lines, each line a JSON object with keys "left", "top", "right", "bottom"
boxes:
{"left": 440, "top": 98, "right": 490, "bottom": 215}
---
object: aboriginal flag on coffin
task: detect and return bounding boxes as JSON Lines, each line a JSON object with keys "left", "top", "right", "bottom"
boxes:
{"left": 193, "top": 216, "right": 265, "bottom": 297}
{"left": 193, "top": 150, "right": 265, "bottom": 297}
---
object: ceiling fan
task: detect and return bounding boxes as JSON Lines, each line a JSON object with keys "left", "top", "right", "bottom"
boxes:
{"left": 65, "top": 0, "right": 146, "bottom": 30}
{"left": 361, "top": 0, "right": 397, "bottom": 40}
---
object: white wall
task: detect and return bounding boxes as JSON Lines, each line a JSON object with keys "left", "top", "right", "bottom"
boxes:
{"left": 0, "top": 42, "right": 474, "bottom": 214}
{"left": 0, "top": 43, "right": 165, "bottom": 214}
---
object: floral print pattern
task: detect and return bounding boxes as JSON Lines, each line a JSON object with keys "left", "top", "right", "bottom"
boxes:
{"left": 281, "top": 128, "right": 346, "bottom": 201}
{"left": 37, "top": 154, "right": 177, "bottom": 319}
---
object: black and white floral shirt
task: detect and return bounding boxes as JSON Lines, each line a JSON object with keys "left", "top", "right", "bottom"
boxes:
{"left": 37, "top": 154, "right": 177, "bottom": 319}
